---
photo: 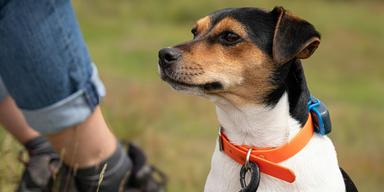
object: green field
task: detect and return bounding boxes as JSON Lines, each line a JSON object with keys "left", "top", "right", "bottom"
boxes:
{"left": 1, "top": 0, "right": 383, "bottom": 191}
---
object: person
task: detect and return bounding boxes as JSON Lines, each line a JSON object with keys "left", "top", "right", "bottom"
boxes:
{"left": 0, "top": 0, "right": 166, "bottom": 191}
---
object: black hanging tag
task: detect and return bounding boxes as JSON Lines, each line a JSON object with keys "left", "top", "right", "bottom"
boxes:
{"left": 239, "top": 162, "right": 260, "bottom": 192}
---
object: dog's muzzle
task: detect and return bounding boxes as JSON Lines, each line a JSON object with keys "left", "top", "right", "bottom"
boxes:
{"left": 158, "top": 47, "right": 224, "bottom": 92}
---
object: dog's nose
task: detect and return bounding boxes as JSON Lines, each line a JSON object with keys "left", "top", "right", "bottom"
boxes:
{"left": 158, "top": 48, "right": 181, "bottom": 67}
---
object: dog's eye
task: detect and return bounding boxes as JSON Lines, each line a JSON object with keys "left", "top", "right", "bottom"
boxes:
{"left": 191, "top": 27, "right": 197, "bottom": 39}
{"left": 218, "top": 31, "right": 242, "bottom": 45}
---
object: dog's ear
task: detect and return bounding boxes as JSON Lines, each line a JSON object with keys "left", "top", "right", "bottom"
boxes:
{"left": 271, "top": 6, "right": 321, "bottom": 64}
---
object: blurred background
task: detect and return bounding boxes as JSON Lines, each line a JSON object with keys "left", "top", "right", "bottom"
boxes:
{"left": 0, "top": 0, "right": 383, "bottom": 191}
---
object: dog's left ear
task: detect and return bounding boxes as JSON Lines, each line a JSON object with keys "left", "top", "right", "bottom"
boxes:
{"left": 271, "top": 7, "right": 321, "bottom": 64}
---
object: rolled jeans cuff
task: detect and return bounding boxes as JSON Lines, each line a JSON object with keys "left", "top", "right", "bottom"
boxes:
{"left": 21, "top": 63, "right": 106, "bottom": 135}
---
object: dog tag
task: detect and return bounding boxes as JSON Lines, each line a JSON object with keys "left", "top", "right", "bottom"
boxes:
{"left": 239, "top": 162, "right": 260, "bottom": 192}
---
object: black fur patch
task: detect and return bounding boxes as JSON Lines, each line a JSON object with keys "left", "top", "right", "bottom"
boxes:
{"left": 265, "top": 59, "right": 310, "bottom": 126}
{"left": 209, "top": 8, "right": 275, "bottom": 55}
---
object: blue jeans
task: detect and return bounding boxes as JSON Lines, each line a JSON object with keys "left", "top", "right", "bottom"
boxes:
{"left": 0, "top": 0, "right": 105, "bottom": 134}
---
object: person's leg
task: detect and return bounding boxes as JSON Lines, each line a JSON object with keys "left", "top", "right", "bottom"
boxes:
{"left": 0, "top": 0, "right": 130, "bottom": 191}
{"left": 0, "top": 80, "right": 59, "bottom": 191}
{"left": 47, "top": 107, "right": 116, "bottom": 167}
{"left": 0, "top": 0, "right": 116, "bottom": 169}
{"left": 0, "top": 0, "right": 166, "bottom": 191}
{"left": 0, "top": 96, "right": 39, "bottom": 144}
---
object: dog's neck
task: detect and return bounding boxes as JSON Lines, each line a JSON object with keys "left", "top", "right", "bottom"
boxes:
{"left": 215, "top": 93, "right": 293, "bottom": 147}
{"left": 214, "top": 59, "right": 310, "bottom": 148}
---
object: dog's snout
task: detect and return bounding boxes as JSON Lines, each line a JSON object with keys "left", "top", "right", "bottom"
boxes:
{"left": 158, "top": 48, "right": 181, "bottom": 67}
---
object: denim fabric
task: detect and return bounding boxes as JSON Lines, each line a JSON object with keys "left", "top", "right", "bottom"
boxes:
{"left": 0, "top": 0, "right": 105, "bottom": 134}
{"left": 0, "top": 77, "right": 8, "bottom": 102}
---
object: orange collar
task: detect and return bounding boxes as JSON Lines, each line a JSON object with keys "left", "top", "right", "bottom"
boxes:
{"left": 218, "top": 114, "right": 314, "bottom": 183}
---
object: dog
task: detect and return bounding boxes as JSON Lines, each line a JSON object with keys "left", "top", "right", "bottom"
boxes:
{"left": 158, "top": 6, "right": 350, "bottom": 192}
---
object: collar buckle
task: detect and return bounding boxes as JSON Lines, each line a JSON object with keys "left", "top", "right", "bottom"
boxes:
{"left": 218, "top": 127, "right": 224, "bottom": 151}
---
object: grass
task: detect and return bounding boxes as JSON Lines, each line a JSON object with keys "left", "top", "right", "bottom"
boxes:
{"left": 1, "top": 0, "right": 384, "bottom": 191}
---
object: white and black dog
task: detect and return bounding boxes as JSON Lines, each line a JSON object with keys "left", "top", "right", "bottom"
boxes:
{"left": 158, "top": 6, "right": 356, "bottom": 192}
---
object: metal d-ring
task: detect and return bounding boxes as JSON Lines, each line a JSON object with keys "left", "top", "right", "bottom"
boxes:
{"left": 245, "top": 148, "right": 253, "bottom": 167}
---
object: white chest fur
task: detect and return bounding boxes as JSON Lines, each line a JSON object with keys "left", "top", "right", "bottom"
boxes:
{"left": 204, "top": 93, "right": 345, "bottom": 192}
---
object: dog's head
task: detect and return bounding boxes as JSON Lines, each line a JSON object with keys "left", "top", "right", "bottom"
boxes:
{"left": 158, "top": 7, "right": 320, "bottom": 106}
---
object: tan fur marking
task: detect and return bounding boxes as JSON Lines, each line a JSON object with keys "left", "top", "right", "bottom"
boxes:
{"left": 211, "top": 17, "right": 248, "bottom": 37}
{"left": 195, "top": 16, "right": 211, "bottom": 35}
